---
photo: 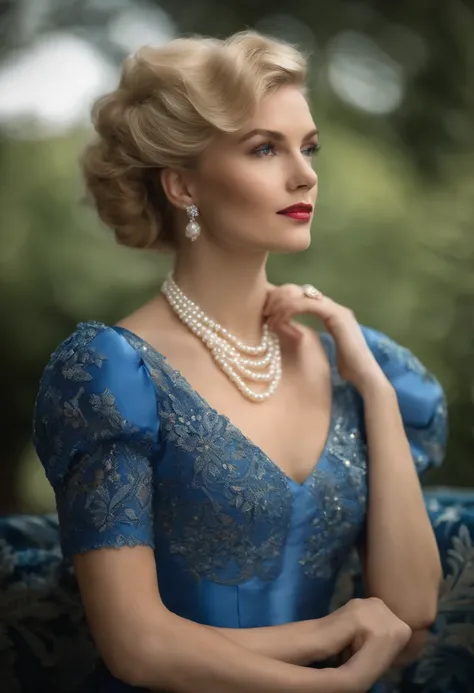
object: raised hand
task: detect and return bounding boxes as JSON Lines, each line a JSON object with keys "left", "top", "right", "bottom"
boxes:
{"left": 263, "top": 283, "right": 386, "bottom": 393}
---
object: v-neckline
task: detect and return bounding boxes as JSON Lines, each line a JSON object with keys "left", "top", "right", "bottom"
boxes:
{"left": 86, "top": 321, "right": 337, "bottom": 489}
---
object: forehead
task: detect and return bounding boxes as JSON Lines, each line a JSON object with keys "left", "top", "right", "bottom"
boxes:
{"left": 246, "top": 85, "right": 315, "bottom": 131}
{"left": 200, "top": 85, "right": 317, "bottom": 165}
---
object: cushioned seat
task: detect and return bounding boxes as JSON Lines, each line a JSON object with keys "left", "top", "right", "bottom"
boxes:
{"left": 1, "top": 487, "right": 473, "bottom": 693}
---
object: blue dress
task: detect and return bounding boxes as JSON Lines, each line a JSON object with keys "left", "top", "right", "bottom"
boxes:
{"left": 33, "top": 321, "right": 447, "bottom": 692}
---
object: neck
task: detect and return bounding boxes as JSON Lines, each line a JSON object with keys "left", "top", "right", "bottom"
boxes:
{"left": 172, "top": 245, "right": 270, "bottom": 345}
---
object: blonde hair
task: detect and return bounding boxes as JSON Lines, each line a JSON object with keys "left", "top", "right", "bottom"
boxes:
{"left": 82, "top": 31, "right": 308, "bottom": 251}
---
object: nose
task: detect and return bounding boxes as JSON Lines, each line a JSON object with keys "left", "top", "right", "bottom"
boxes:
{"left": 288, "top": 154, "right": 318, "bottom": 192}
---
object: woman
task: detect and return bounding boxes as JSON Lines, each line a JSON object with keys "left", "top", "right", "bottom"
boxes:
{"left": 33, "top": 30, "right": 446, "bottom": 692}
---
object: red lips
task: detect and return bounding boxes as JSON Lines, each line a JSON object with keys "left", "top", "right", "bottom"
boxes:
{"left": 277, "top": 203, "right": 313, "bottom": 215}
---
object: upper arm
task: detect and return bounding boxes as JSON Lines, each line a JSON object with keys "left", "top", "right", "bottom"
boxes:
{"left": 73, "top": 545, "right": 168, "bottom": 680}
{"left": 33, "top": 324, "right": 166, "bottom": 680}
{"left": 356, "top": 327, "right": 447, "bottom": 582}
{"left": 361, "top": 326, "right": 448, "bottom": 475}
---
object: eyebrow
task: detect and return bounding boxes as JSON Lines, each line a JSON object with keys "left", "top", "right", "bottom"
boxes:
{"left": 238, "top": 127, "right": 319, "bottom": 143}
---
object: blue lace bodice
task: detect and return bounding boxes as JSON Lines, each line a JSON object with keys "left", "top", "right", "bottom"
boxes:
{"left": 33, "top": 321, "right": 447, "bottom": 691}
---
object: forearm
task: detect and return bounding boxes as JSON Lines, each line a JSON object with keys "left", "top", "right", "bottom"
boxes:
{"left": 361, "top": 378, "right": 442, "bottom": 628}
{"left": 211, "top": 617, "right": 328, "bottom": 665}
{"left": 215, "top": 613, "right": 428, "bottom": 672}
{"left": 129, "top": 611, "right": 344, "bottom": 693}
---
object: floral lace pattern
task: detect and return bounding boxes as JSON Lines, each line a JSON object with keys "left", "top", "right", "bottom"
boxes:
{"left": 122, "top": 330, "right": 294, "bottom": 584}
{"left": 373, "top": 330, "right": 436, "bottom": 383}
{"left": 407, "top": 398, "right": 448, "bottom": 472}
{"left": 33, "top": 321, "right": 447, "bottom": 585}
{"left": 301, "top": 381, "right": 367, "bottom": 578}
{"left": 33, "top": 323, "right": 158, "bottom": 558}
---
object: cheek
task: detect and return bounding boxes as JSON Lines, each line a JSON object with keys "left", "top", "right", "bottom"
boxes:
{"left": 200, "top": 161, "right": 280, "bottom": 214}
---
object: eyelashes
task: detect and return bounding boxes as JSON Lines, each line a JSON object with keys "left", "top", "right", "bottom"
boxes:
{"left": 252, "top": 142, "right": 320, "bottom": 158}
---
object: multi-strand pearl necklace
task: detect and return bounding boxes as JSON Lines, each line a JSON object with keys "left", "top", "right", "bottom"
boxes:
{"left": 161, "top": 273, "right": 282, "bottom": 402}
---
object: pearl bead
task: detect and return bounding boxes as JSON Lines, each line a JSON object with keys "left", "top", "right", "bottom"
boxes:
{"left": 161, "top": 273, "right": 282, "bottom": 402}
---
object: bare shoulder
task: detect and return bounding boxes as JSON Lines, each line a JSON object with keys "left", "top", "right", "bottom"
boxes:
{"left": 114, "top": 294, "right": 204, "bottom": 362}
{"left": 115, "top": 294, "right": 171, "bottom": 339}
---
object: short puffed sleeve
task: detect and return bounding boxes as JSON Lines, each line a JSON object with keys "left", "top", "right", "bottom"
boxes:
{"left": 361, "top": 326, "right": 448, "bottom": 475}
{"left": 33, "top": 322, "right": 160, "bottom": 560}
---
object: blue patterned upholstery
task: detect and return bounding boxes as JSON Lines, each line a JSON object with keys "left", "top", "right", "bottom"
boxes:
{"left": 1, "top": 487, "right": 473, "bottom": 693}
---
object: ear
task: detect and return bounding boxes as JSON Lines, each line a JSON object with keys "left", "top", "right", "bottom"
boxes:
{"left": 160, "top": 168, "right": 196, "bottom": 210}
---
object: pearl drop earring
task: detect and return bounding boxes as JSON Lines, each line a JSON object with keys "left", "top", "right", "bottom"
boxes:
{"left": 185, "top": 204, "right": 201, "bottom": 242}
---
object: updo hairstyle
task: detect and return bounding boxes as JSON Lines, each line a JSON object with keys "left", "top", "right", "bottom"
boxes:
{"left": 81, "top": 31, "right": 308, "bottom": 251}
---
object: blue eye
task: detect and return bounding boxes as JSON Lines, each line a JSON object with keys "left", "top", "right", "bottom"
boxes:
{"left": 303, "top": 143, "right": 320, "bottom": 157}
{"left": 253, "top": 143, "right": 275, "bottom": 157}
{"left": 252, "top": 142, "right": 320, "bottom": 158}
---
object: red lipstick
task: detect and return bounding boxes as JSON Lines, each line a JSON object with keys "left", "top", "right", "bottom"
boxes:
{"left": 277, "top": 203, "right": 313, "bottom": 221}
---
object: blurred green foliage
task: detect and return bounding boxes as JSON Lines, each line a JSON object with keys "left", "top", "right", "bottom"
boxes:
{"left": 0, "top": 0, "right": 472, "bottom": 513}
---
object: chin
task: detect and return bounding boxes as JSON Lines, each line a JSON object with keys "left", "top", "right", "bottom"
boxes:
{"left": 270, "top": 227, "right": 312, "bottom": 254}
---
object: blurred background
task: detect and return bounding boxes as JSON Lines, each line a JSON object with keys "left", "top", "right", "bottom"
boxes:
{"left": 0, "top": 0, "right": 473, "bottom": 515}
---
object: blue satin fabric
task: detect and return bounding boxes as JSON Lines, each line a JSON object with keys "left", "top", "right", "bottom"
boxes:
{"left": 33, "top": 321, "right": 447, "bottom": 692}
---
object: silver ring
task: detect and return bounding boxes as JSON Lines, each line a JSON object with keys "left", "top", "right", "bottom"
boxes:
{"left": 302, "top": 284, "right": 323, "bottom": 300}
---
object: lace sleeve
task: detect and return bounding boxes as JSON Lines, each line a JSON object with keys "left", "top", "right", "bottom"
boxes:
{"left": 33, "top": 322, "right": 160, "bottom": 559}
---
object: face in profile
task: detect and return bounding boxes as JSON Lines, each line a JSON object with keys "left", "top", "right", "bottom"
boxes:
{"left": 189, "top": 85, "right": 319, "bottom": 255}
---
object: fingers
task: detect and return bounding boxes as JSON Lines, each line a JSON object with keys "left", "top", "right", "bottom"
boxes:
{"left": 311, "top": 612, "right": 358, "bottom": 662}
{"left": 332, "top": 598, "right": 413, "bottom": 691}
{"left": 264, "top": 291, "right": 305, "bottom": 340}
{"left": 263, "top": 284, "right": 357, "bottom": 346}
{"left": 339, "top": 635, "right": 403, "bottom": 691}
{"left": 266, "top": 313, "right": 303, "bottom": 340}
{"left": 263, "top": 284, "right": 305, "bottom": 320}
{"left": 273, "top": 322, "right": 304, "bottom": 341}
{"left": 266, "top": 292, "right": 342, "bottom": 326}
